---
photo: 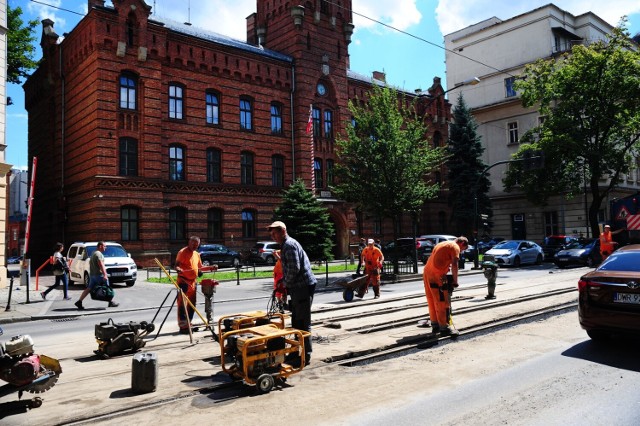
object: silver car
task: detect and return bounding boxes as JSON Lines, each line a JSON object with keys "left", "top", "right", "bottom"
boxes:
{"left": 485, "top": 240, "right": 544, "bottom": 267}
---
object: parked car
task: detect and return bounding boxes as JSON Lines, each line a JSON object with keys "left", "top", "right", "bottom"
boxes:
{"left": 249, "top": 241, "right": 281, "bottom": 265}
{"left": 476, "top": 237, "right": 505, "bottom": 254}
{"left": 541, "top": 235, "right": 577, "bottom": 261}
{"left": 382, "top": 238, "right": 425, "bottom": 263}
{"left": 7, "top": 255, "right": 23, "bottom": 264}
{"left": 418, "top": 235, "right": 457, "bottom": 262}
{"left": 578, "top": 244, "right": 640, "bottom": 340}
{"left": 485, "top": 240, "right": 544, "bottom": 267}
{"left": 67, "top": 242, "right": 137, "bottom": 287}
{"left": 554, "top": 238, "right": 602, "bottom": 268}
{"left": 197, "top": 244, "right": 241, "bottom": 268}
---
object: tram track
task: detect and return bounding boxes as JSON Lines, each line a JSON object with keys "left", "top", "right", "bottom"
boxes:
{"left": 53, "top": 285, "right": 578, "bottom": 425}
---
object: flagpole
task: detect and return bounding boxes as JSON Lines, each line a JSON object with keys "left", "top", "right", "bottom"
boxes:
{"left": 306, "top": 104, "right": 315, "bottom": 195}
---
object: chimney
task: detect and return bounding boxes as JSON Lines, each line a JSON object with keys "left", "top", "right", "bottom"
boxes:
{"left": 372, "top": 71, "right": 386, "bottom": 82}
{"left": 246, "top": 13, "right": 257, "bottom": 45}
{"left": 88, "top": 0, "right": 106, "bottom": 8}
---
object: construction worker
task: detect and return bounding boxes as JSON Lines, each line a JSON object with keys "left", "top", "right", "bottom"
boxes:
{"left": 422, "top": 236, "right": 469, "bottom": 336}
{"left": 359, "top": 238, "right": 384, "bottom": 299}
{"left": 174, "top": 236, "right": 216, "bottom": 334}
{"left": 599, "top": 224, "right": 624, "bottom": 261}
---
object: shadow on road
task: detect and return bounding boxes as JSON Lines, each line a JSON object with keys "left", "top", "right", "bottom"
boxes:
{"left": 561, "top": 338, "right": 640, "bottom": 372}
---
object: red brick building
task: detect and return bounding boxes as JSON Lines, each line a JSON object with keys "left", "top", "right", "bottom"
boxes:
{"left": 24, "top": 0, "right": 451, "bottom": 267}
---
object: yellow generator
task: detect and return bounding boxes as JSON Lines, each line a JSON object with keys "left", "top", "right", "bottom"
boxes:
{"left": 220, "top": 322, "right": 310, "bottom": 393}
{"left": 218, "top": 311, "right": 287, "bottom": 334}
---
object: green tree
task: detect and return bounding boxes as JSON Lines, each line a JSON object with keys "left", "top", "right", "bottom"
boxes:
{"left": 334, "top": 83, "right": 445, "bottom": 271}
{"left": 505, "top": 23, "right": 640, "bottom": 237}
{"left": 7, "top": 4, "right": 39, "bottom": 85}
{"left": 447, "top": 93, "right": 492, "bottom": 237}
{"left": 272, "top": 179, "right": 334, "bottom": 260}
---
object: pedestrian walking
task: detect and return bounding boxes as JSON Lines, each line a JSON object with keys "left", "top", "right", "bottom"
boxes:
{"left": 268, "top": 221, "right": 317, "bottom": 366}
{"left": 41, "top": 242, "right": 71, "bottom": 301}
{"left": 74, "top": 241, "right": 119, "bottom": 310}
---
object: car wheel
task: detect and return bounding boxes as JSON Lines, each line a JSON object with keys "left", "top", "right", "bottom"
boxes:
{"left": 586, "top": 329, "right": 610, "bottom": 341}
{"left": 513, "top": 256, "right": 521, "bottom": 267}
{"left": 202, "top": 259, "right": 211, "bottom": 267}
{"left": 83, "top": 272, "right": 90, "bottom": 287}
{"left": 232, "top": 257, "right": 241, "bottom": 268}
{"left": 265, "top": 256, "right": 275, "bottom": 266}
{"left": 535, "top": 254, "right": 543, "bottom": 265}
{"left": 126, "top": 280, "right": 136, "bottom": 287}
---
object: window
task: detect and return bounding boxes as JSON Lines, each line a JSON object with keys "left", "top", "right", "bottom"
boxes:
{"left": 126, "top": 14, "right": 136, "bottom": 46}
{"left": 241, "top": 151, "right": 254, "bottom": 185}
{"left": 324, "top": 109, "right": 333, "bottom": 139}
{"left": 169, "top": 207, "right": 186, "bottom": 241}
{"left": 121, "top": 206, "right": 139, "bottom": 241}
{"left": 242, "top": 209, "right": 256, "bottom": 238}
{"left": 507, "top": 122, "right": 519, "bottom": 144}
{"left": 272, "top": 155, "right": 285, "bottom": 187}
{"left": 312, "top": 107, "right": 321, "bottom": 138}
{"left": 271, "top": 103, "right": 283, "bottom": 135}
{"left": 374, "top": 218, "right": 381, "bottom": 235}
{"left": 433, "top": 132, "right": 442, "bottom": 148}
{"left": 326, "top": 159, "right": 334, "bottom": 187}
{"left": 505, "top": 77, "right": 516, "bottom": 98}
{"left": 206, "top": 92, "right": 219, "bottom": 125}
{"left": 169, "top": 84, "right": 184, "bottom": 119}
{"left": 119, "top": 137, "right": 138, "bottom": 176}
{"left": 240, "top": 98, "right": 253, "bottom": 130}
{"left": 119, "top": 74, "right": 136, "bottom": 110}
{"left": 207, "top": 208, "right": 223, "bottom": 240}
{"left": 169, "top": 145, "right": 185, "bottom": 181}
{"left": 314, "top": 158, "right": 323, "bottom": 189}
{"left": 207, "top": 148, "right": 221, "bottom": 183}
{"left": 544, "top": 211, "right": 559, "bottom": 236}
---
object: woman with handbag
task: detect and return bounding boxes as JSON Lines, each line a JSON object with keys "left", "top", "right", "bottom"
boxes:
{"left": 41, "top": 242, "right": 71, "bottom": 300}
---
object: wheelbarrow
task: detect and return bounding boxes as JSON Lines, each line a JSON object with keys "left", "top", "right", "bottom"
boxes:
{"left": 335, "top": 275, "right": 368, "bottom": 302}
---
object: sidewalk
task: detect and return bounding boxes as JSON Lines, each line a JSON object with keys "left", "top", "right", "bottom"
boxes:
{"left": 0, "top": 266, "right": 483, "bottom": 325}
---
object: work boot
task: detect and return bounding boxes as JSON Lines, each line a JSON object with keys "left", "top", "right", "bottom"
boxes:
{"left": 439, "top": 325, "right": 459, "bottom": 337}
{"left": 75, "top": 300, "right": 85, "bottom": 310}
{"left": 41, "top": 292, "right": 46, "bottom": 300}
{"left": 417, "top": 319, "right": 431, "bottom": 328}
{"left": 108, "top": 301, "right": 119, "bottom": 307}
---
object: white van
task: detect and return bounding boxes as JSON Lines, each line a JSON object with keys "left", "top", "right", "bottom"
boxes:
{"left": 67, "top": 242, "right": 137, "bottom": 287}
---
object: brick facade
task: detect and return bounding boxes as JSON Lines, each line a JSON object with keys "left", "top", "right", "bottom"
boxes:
{"left": 24, "top": 0, "right": 452, "bottom": 267}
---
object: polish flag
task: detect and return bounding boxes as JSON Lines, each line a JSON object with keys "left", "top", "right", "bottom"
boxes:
{"left": 305, "top": 105, "right": 313, "bottom": 134}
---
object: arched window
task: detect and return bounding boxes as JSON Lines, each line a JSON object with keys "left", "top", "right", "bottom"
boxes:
{"left": 169, "top": 207, "right": 187, "bottom": 241}
{"left": 242, "top": 209, "right": 256, "bottom": 238}
{"left": 169, "top": 145, "right": 185, "bottom": 181}
{"left": 241, "top": 151, "right": 254, "bottom": 185}
{"left": 271, "top": 102, "right": 283, "bottom": 135}
{"left": 240, "top": 97, "right": 253, "bottom": 130}
{"left": 121, "top": 206, "right": 139, "bottom": 241}
{"left": 206, "top": 91, "right": 220, "bottom": 125}
{"left": 324, "top": 109, "right": 333, "bottom": 139}
{"left": 119, "top": 73, "right": 137, "bottom": 110}
{"left": 207, "top": 208, "right": 223, "bottom": 240}
{"left": 326, "top": 159, "right": 334, "bottom": 186}
{"left": 314, "top": 158, "right": 323, "bottom": 189}
{"left": 119, "top": 137, "right": 138, "bottom": 176}
{"left": 169, "top": 83, "right": 184, "bottom": 119}
{"left": 206, "top": 148, "right": 221, "bottom": 183}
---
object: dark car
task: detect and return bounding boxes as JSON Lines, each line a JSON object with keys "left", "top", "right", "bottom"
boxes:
{"left": 554, "top": 238, "right": 602, "bottom": 268}
{"left": 578, "top": 244, "right": 640, "bottom": 340}
{"left": 541, "top": 235, "right": 577, "bottom": 261}
{"left": 197, "top": 244, "right": 241, "bottom": 268}
{"left": 383, "top": 238, "right": 428, "bottom": 263}
{"left": 476, "top": 237, "right": 505, "bottom": 254}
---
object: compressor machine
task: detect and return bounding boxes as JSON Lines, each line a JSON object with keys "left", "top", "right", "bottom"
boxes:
{"left": 94, "top": 319, "right": 156, "bottom": 358}
{"left": 218, "top": 311, "right": 309, "bottom": 393}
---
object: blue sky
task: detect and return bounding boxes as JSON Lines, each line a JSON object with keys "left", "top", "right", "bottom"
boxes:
{"left": 7, "top": 0, "right": 640, "bottom": 170}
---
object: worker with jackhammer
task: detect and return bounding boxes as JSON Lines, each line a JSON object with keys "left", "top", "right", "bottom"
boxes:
{"left": 422, "top": 236, "right": 469, "bottom": 337}
{"left": 174, "top": 236, "right": 217, "bottom": 334}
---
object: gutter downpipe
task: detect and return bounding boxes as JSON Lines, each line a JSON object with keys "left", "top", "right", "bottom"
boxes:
{"left": 59, "top": 44, "right": 65, "bottom": 238}
{"left": 289, "top": 64, "right": 296, "bottom": 182}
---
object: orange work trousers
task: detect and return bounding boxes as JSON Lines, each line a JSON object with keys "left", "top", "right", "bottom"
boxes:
{"left": 424, "top": 273, "right": 452, "bottom": 327}
{"left": 177, "top": 280, "right": 197, "bottom": 331}
{"left": 358, "top": 267, "right": 380, "bottom": 297}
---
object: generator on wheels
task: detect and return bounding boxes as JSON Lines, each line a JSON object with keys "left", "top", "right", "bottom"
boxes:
{"left": 94, "top": 319, "right": 155, "bottom": 358}
{"left": 218, "top": 312, "right": 309, "bottom": 394}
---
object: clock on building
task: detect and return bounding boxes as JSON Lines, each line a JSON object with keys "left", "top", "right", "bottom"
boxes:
{"left": 317, "top": 83, "right": 327, "bottom": 96}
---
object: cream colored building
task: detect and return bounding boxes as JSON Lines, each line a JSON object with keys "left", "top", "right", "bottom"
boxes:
{"left": 0, "top": 0, "right": 10, "bottom": 288}
{"left": 444, "top": 4, "right": 639, "bottom": 241}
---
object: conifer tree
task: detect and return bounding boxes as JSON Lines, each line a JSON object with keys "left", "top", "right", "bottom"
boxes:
{"left": 273, "top": 179, "right": 334, "bottom": 260}
{"left": 447, "top": 93, "right": 492, "bottom": 237}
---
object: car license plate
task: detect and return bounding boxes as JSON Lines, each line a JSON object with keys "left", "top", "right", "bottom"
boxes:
{"left": 613, "top": 292, "right": 640, "bottom": 304}
{"left": 110, "top": 272, "right": 126, "bottom": 277}
{"left": 558, "top": 258, "right": 568, "bottom": 262}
